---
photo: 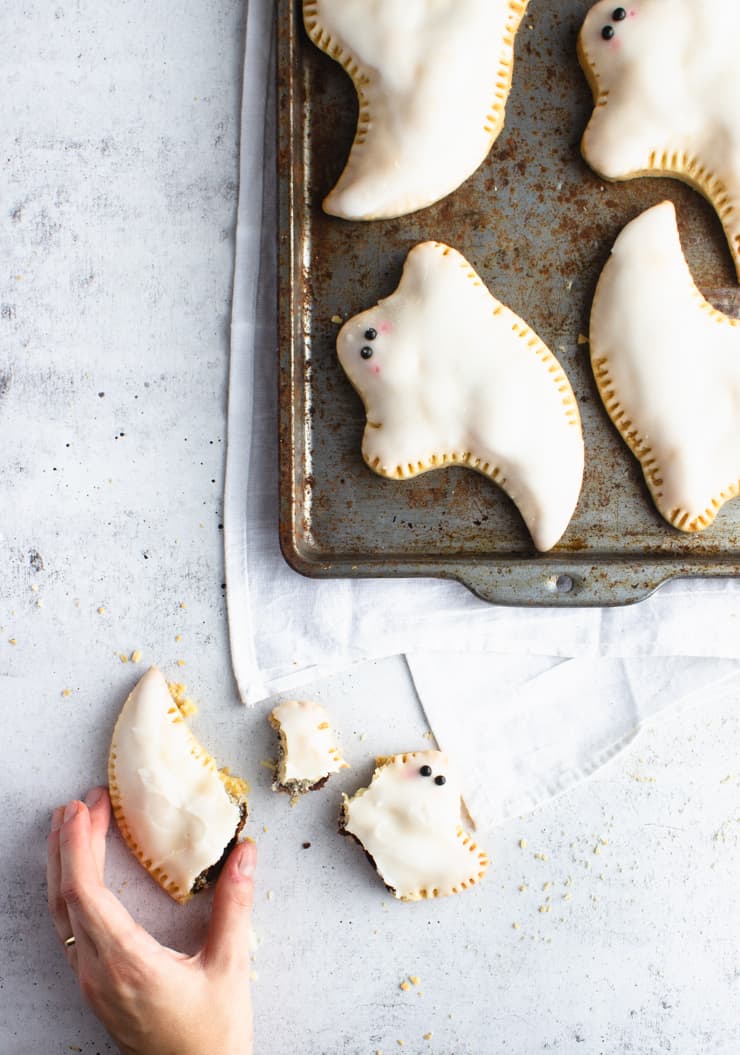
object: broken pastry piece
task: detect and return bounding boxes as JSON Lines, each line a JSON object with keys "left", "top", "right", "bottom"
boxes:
{"left": 590, "top": 200, "right": 740, "bottom": 532}
{"left": 337, "top": 241, "right": 584, "bottom": 552}
{"left": 303, "top": 0, "right": 529, "bottom": 220}
{"left": 269, "top": 700, "right": 348, "bottom": 795}
{"left": 108, "top": 667, "right": 249, "bottom": 904}
{"left": 341, "top": 751, "right": 488, "bottom": 902}
{"left": 578, "top": 0, "right": 740, "bottom": 280}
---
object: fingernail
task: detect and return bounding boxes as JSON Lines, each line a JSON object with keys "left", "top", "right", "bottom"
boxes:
{"left": 63, "top": 801, "right": 79, "bottom": 823}
{"left": 51, "top": 807, "right": 64, "bottom": 832}
{"left": 84, "top": 787, "right": 103, "bottom": 808}
{"left": 237, "top": 841, "right": 256, "bottom": 878}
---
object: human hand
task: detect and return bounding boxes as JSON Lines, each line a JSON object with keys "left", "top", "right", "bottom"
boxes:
{"left": 47, "top": 787, "right": 255, "bottom": 1055}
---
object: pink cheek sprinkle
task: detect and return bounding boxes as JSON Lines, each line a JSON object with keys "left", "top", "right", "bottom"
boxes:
{"left": 372, "top": 364, "right": 381, "bottom": 376}
{"left": 628, "top": 8, "right": 637, "bottom": 15}
{"left": 379, "top": 320, "right": 393, "bottom": 335}
{"left": 611, "top": 38, "right": 621, "bottom": 49}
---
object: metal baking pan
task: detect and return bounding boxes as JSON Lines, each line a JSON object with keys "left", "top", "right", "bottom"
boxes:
{"left": 276, "top": 0, "right": 740, "bottom": 606}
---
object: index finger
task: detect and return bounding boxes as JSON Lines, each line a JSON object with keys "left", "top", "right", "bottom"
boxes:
{"left": 59, "top": 800, "right": 150, "bottom": 958}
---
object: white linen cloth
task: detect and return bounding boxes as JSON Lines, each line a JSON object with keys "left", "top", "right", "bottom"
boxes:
{"left": 410, "top": 655, "right": 740, "bottom": 829}
{"left": 225, "top": 0, "right": 740, "bottom": 828}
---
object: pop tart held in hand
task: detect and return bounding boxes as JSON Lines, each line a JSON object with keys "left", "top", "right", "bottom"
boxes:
{"left": 108, "top": 667, "right": 249, "bottom": 904}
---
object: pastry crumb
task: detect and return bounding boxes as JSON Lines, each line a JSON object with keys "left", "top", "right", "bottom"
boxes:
{"left": 8, "top": 637, "right": 17, "bottom": 646}
{"left": 262, "top": 824, "right": 269, "bottom": 833}
{"left": 423, "top": 1033, "right": 433, "bottom": 1042}
{"left": 30, "top": 584, "right": 39, "bottom": 593}
{"left": 267, "top": 890, "right": 274, "bottom": 901}
{"left": 175, "top": 633, "right": 182, "bottom": 642}
{"left": 563, "top": 892, "right": 573, "bottom": 901}
{"left": 538, "top": 904, "right": 551, "bottom": 914}
{"left": 176, "top": 659, "right": 186, "bottom": 667}
{"left": 97, "top": 606, "right": 105, "bottom": 615}
{"left": 513, "top": 921, "right": 521, "bottom": 930}
{"left": 119, "top": 652, "right": 128, "bottom": 663}
{"left": 131, "top": 650, "right": 142, "bottom": 663}
{"left": 519, "top": 884, "right": 527, "bottom": 892}
{"left": 331, "top": 314, "right": 343, "bottom": 325}
{"left": 577, "top": 333, "right": 589, "bottom": 345}
{"left": 167, "top": 682, "right": 198, "bottom": 718}
{"left": 179, "top": 601, "right": 187, "bottom": 609}
{"left": 409, "top": 975, "right": 421, "bottom": 986}
{"left": 534, "top": 852, "right": 548, "bottom": 861}
{"left": 61, "top": 688, "right": 72, "bottom": 698}
{"left": 518, "top": 838, "right": 527, "bottom": 849}
{"left": 400, "top": 981, "right": 411, "bottom": 991}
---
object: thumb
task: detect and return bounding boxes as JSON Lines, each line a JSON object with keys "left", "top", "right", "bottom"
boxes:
{"left": 204, "top": 840, "right": 257, "bottom": 975}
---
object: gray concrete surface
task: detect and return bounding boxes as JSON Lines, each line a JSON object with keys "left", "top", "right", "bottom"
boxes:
{"left": 2, "top": 3, "right": 739, "bottom": 1053}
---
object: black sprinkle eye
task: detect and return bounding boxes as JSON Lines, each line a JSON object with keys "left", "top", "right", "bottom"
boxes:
{"left": 602, "top": 24, "right": 615, "bottom": 39}
{"left": 360, "top": 346, "right": 373, "bottom": 360}
{"left": 434, "top": 775, "right": 446, "bottom": 786}
{"left": 419, "top": 765, "right": 432, "bottom": 777}
{"left": 364, "top": 328, "right": 377, "bottom": 341}
{"left": 613, "top": 7, "right": 626, "bottom": 19}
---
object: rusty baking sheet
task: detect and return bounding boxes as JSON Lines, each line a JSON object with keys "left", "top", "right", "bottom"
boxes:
{"left": 276, "top": 0, "right": 740, "bottom": 607}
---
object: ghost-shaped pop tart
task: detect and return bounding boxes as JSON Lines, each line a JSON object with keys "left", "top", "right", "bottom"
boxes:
{"left": 269, "top": 699, "right": 349, "bottom": 796}
{"left": 303, "top": 0, "right": 530, "bottom": 220}
{"left": 341, "top": 751, "right": 488, "bottom": 901}
{"left": 336, "top": 241, "right": 584, "bottom": 552}
{"left": 108, "top": 667, "right": 249, "bottom": 903}
{"left": 590, "top": 200, "right": 740, "bottom": 532}
{"left": 578, "top": 0, "right": 740, "bottom": 280}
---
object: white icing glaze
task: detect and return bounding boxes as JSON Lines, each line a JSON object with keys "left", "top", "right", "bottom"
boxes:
{"left": 579, "top": 0, "right": 740, "bottom": 279}
{"left": 303, "top": 0, "right": 529, "bottom": 220}
{"left": 271, "top": 699, "right": 348, "bottom": 787}
{"left": 590, "top": 200, "right": 740, "bottom": 531}
{"left": 342, "top": 751, "right": 488, "bottom": 901}
{"left": 108, "top": 667, "right": 244, "bottom": 903}
{"left": 337, "top": 241, "right": 584, "bottom": 552}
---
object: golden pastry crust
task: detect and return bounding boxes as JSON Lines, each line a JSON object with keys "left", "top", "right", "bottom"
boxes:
{"left": 268, "top": 700, "right": 348, "bottom": 796}
{"left": 590, "top": 201, "right": 740, "bottom": 532}
{"left": 302, "top": 0, "right": 530, "bottom": 220}
{"left": 109, "top": 668, "right": 249, "bottom": 904}
{"left": 337, "top": 241, "right": 584, "bottom": 552}
{"left": 578, "top": 0, "right": 740, "bottom": 280}
{"left": 340, "top": 751, "right": 489, "bottom": 902}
